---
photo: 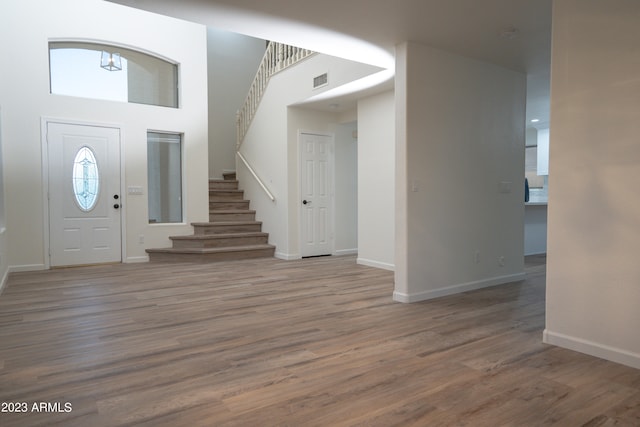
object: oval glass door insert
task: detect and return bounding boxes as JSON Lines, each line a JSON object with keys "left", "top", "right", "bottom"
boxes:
{"left": 72, "top": 146, "right": 100, "bottom": 211}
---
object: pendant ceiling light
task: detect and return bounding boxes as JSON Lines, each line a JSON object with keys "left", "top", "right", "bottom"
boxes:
{"left": 100, "top": 51, "right": 122, "bottom": 71}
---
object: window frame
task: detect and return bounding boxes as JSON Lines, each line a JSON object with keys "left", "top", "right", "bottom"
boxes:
{"left": 147, "top": 130, "right": 185, "bottom": 224}
{"left": 48, "top": 40, "right": 180, "bottom": 108}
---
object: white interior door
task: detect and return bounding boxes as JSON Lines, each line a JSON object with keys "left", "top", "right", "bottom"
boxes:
{"left": 47, "top": 122, "right": 122, "bottom": 266}
{"left": 300, "top": 132, "right": 333, "bottom": 257}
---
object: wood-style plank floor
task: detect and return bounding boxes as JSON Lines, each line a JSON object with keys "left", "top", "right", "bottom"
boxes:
{"left": 0, "top": 255, "right": 639, "bottom": 426}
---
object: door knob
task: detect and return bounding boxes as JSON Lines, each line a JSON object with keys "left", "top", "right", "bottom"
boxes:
{"left": 114, "top": 204, "right": 120, "bottom": 209}
{"left": 114, "top": 194, "right": 119, "bottom": 200}
{"left": 302, "top": 200, "right": 311, "bottom": 205}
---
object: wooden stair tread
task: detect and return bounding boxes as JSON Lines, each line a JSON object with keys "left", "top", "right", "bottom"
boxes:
{"left": 192, "top": 221, "right": 262, "bottom": 226}
{"left": 146, "top": 244, "right": 275, "bottom": 254}
{"left": 209, "top": 179, "right": 238, "bottom": 183}
{"left": 222, "top": 171, "right": 236, "bottom": 179}
{"left": 170, "top": 232, "right": 268, "bottom": 240}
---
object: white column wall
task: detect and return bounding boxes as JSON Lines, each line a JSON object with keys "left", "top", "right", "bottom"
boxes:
{"left": 544, "top": 0, "right": 640, "bottom": 369}
{"left": 333, "top": 120, "right": 359, "bottom": 256}
{"left": 395, "top": 41, "right": 526, "bottom": 302}
{"left": 0, "top": 0, "right": 209, "bottom": 269}
{"left": 357, "top": 91, "right": 396, "bottom": 270}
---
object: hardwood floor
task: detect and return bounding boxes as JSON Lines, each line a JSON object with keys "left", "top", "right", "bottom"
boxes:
{"left": 0, "top": 255, "right": 638, "bottom": 426}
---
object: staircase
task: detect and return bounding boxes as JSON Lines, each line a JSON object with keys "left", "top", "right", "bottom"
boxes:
{"left": 146, "top": 173, "right": 275, "bottom": 262}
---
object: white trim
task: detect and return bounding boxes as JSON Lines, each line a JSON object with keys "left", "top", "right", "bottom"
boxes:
{"left": 357, "top": 257, "right": 395, "bottom": 271}
{"left": 48, "top": 38, "right": 180, "bottom": 69}
{"left": 125, "top": 256, "right": 149, "bottom": 264}
{"left": 393, "top": 272, "right": 526, "bottom": 303}
{"left": 543, "top": 329, "right": 640, "bottom": 370}
{"left": 41, "top": 117, "right": 125, "bottom": 268}
{"left": 275, "top": 251, "right": 300, "bottom": 261}
{"left": 334, "top": 248, "right": 357, "bottom": 256}
{"left": 9, "top": 264, "right": 47, "bottom": 273}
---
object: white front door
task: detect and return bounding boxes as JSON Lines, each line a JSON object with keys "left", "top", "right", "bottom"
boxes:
{"left": 47, "top": 122, "right": 122, "bottom": 266}
{"left": 300, "top": 132, "right": 333, "bottom": 257}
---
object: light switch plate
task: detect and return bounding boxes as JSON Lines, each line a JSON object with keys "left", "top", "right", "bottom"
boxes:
{"left": 127, "top": 186, "right": 144, "bottom": 195}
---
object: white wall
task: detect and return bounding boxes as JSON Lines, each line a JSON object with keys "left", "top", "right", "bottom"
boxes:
{"left": 0, "top": 106, "right": 7, "bottom": 292}
{"left": 207, "top": 28, "right": 265, "bottom": 179}
{"left": 544, "top": 0, "right": 640, "bottom": 369}
{"left": 0, "top": 0, "right": 208, "bottom": 269}
{"left": 357, "top": 91, "right": 396, "bottom": 270}
{"left": 332, "top": 120, "right": 358, "bottom": 255}
{"left": 239, "top": 53, "right": 381, "bottom": 259}
{"left": 395, "top": 42, "right": 526, "bottom": 302}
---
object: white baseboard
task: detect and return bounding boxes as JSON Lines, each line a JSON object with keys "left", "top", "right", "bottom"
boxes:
{"left": 393, "top": 272, "right": 526, "bottom": 303}
{"left": 276, "top": 250, "right": 357, "bottom": 260}
{"left": 125, "top": 256, "right": 149, "bottom": 263}
{"left": 356, "top": 257, "right": 395, "bottom": 271}
{"left": 9, "top": 264, "right": 47, "bottom": 273}
{"left": 543, "top": 329, "right": 640, "bottom": 370}
{"left": 334, "top": 248, "right": 357, "bottom": 256}
{"left": 275, "top": 251, "right": 300, "bottom": 261}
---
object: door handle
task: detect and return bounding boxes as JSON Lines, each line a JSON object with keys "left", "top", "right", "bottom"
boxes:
{"left": 302, "top": 200, "right": 311, "bottom": 205}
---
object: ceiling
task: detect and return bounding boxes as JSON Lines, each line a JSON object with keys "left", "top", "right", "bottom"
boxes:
{"left": 107, "top": 0, "right": 551, "bottom": 129}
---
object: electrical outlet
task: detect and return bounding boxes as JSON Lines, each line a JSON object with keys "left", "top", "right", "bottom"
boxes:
{"left": 475, "top": 251, "right": 480, "bottom": 264}
{"left": 138, "top": 234, "right": 145, "bottom": 244}
{"left": 498, "top": 256, "right": 505, "bottom": 267}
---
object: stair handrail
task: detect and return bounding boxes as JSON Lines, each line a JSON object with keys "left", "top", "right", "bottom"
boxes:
{"left": 236, "top": 151, "right": 275, "bottom": 202}
{"left": 236, "top": 42, "right": 315, "bottom": 148}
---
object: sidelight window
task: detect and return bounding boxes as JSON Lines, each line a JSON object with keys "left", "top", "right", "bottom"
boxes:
{"left": 147, "top": 132, "right": 183, "bottom": 223}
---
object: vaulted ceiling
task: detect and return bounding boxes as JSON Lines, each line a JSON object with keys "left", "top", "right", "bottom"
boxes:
{"left": 108, "top": 0, "right": 551, "bottom": 128}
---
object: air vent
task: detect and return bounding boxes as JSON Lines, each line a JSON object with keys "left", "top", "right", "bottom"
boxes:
{"left": 313, "top": 73, "right": 328, "bottom": 89}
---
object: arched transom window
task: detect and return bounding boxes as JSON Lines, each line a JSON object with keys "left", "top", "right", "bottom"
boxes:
{"left": 49, "top": 41, "right": 179, "bottom": 108}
